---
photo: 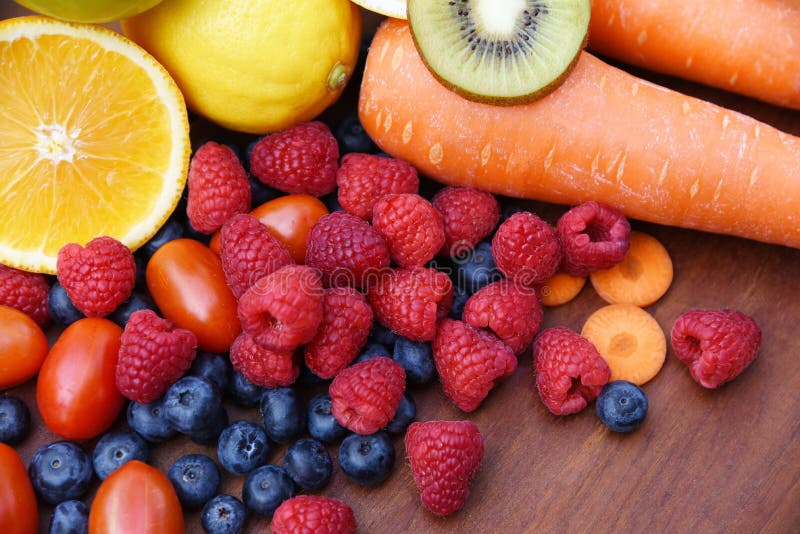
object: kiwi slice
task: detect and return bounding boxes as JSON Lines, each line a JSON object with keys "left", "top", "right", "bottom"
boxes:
{"left": 408, "top": 0, "right": 590, "bottom": 105}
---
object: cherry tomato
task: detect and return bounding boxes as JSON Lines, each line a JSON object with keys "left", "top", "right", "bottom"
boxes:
{"left": 36, "top": 318, "right": 124, "bottom": 440}
{"left": 0, "top": 443, "right": 38, "bottom": 534}
{"left": 209, "top": 230, "right": 221, "bottom": 255}
{"left": 251, "top": 194, "right": 329, "bottom": 263}
{"left": 146, "top": 238, "right": 240, "bottom": 353}
{"left": 0, "top": 305, "right": 49, "bottom": 389}
{"left": 89, "top": 460, "right": 183, "bottom": 534}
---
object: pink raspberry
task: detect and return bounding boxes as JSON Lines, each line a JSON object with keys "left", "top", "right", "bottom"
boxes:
{"left": 492, "top": 211, "right": 561, "bottom": 286}
{"left": 372, "top": 193, "right": 445, "bottom": 268}
{"left": 556, "top": 201, "right": 631, "bottom": 277}
{"left": 431, "top": 187, "right": 500, "bottom": 256}
{"left": 229, "top": 332, "right": 299, "bottom": 388}
{"left": 0, "top": 264, "right": 50, "bottom": 327}
{"left": 336, "top": 153, "right": 419, "bottom": 220}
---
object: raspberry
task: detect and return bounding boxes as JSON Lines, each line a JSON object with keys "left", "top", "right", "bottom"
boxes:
{"left": 431, "top": 187, "right": 500, "bottom": 256}
{"left": 336, "top": 153, "right": 419, "bottom": 220}
{"left": 116, "top": 309, "right": 198, "bottom": 404}
{"left": 556, "top": 201, "right": 631, "bottom": 277}
{"left": 304, "top": 287, "right": 374, "bottom": 379}
{"left": 249, "top": 122, "right": 339, "bottom": 196}
{"left": 329, "top": 356, "right": 405, "bottom": 435}
{"left": 187, "top": 141, "right": 251, "bottom": 234}
{"left": 229, "top": 332, "right": 299, "bottom": 388}
{"left": 372, "top": 193, "right": 445, "bottom": 268}
{"left": 305, "top": 212, "right": 390, "bottom": 288}
{"left": 367, "top": 267, "right": 453, "bottom": 342}
{"left": 56, "top": 236, "right": 136, "bottom": 317}
{"left": 492, "top": 212, "right": 561, "bottom": 286}
{"left": 463, "top": 280, "right": 543, "bottom": 355}
{"left": 271, "top": 495, "right": 356, "bottom": 534}
{"left": 533, "top": 327, "right": 611, "bottom": 415}
{"left": 237, "top": 265, "right": 324, "bottom": 352}
{"left": 670, "top": 309, "right": 762, "bottom": 388}
{"left": 0, "top": 264, "right": 50, "bottom": 327}
{"left": 220, "top": 214, "right": 294, "bottom": 298}
{"left": 432, "top": 319, "right": 517, "bottom": 412}
{"left": 405, "top": 420, "right": 484, "bottom": 517}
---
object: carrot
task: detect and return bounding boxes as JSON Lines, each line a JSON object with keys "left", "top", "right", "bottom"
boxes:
{"left": 588, "top": 0, "right": 800, "bottom": 110}
{"left": 536, "top": 272, "right": 586, "bottom": 307}
{"left": 358, "top": 19, "right": 800, "bottom": 249}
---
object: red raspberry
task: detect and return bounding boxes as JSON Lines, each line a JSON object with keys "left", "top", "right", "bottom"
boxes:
{"left": 271, "top": 495, "right": 356, "bottom": 534}
{"left": 0, "top": 264, "right": 50, "bottom": 327}
{"left": 305, "top": 212, "right": 390, "bottom": 288}
{"left": 405, "top": 420, "right": 484, "bottom": 517}
{"left": 492, "top": 212, "right": 561, "bottom": 286}
{"left": 220, "top": 213, "right": 294, "bottom": 298}
{"left": 249, "top": 122, "right": 339, "bottom": 196}
{"left": 367, "top": 267, "right": 453, "bottom": 342}
{"left": 556, "top": 201, "right": 631, "bottom": 277}
{"left": 329, "top": 356, "right": 405, "bottom": 435}
{"left": 432, "top": 319, "right": 517, "bottom": 412}
{"left": 187, "top": 141, "right": 251, "bottom": 234}
{"left": 237, "top": 265, "right": 324, "bottom": 352}
{"left": 304, "top": 287, "right": 374, "bottom": 379}
{"left": 671, "top": 309, "right": 762, "bottom": 388}
{"left": 463, "top": 280, "right": 543, "bottom": 355}
{"left": 229, "top": 332, "right": 299, "bottom": 388}
{"left": 533, "top": 327, "right": 611, "bottom": 415}
{"left": 336, "top": 153, "right": 419, "bottom": 220}
{"left": 116, "top": 309, "right": 197, "bottom": 404}
{"left": 372, "top": 193, "right": 445, "bottom": 268}
{"left": 431, "top": 187, "right": 500, "bottom": 256}
{"left": 56, "top": 236, "right": 136, "bottom": 317}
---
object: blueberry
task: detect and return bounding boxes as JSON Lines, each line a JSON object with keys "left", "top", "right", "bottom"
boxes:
{"left": 183, "top": 220, "right": 211, "bottom": 245}
{"left": 297, "top": 359, "right": 328, "bottom": 387}
{"left": 48, "top": 281, "right": 84, "bottom": 326}
{"left": 307, "top": 393, "right": 347, "bottom": 444}
{"left": 596, "top": 381, "right": 649, "bottom": 433}
{"left": 134, "top": 254, "right": 147, "bottom": 290}
{"left": 140, "top": 219, "right": 184, "bottom": 259}
{"left": 455, "top": 241, "right": 501, "bottom": 293}
{"left": 249, "top": 174, "right": 281, "bottom": 208}
{"left": 227, "top": 369, "right": 265, "bottom": 407}
{"left": 217, "top": 420, "right": 270, "bottom": 476}
{"left": 245, "top": 136, "right": 265, "bottom": 172}
{"left": 260, "top": 387, "right": 306, "bottom": 444}
{"left": 283, "top": 438, "right": 332, "bottom": 491}
{"left": 201, "top": 494, "right": 247, "bottom": 534}
{"left": 127, "top": 398, "right": 177, "bottom": 443}
{"left": 321, "top": 192, "right": 344, "bottom": 213}
{"left": 448, "top": 284, "right": 469, "bottom": 320}
{"left": 190, "top": 352, "right": 230, "bottom": 392}
{"left": 0, "top": 396, "right": 30, "bottom": 444}
{"left": 499, "top": 202, "right": 525, "bottom": 224}
{"left": 353, "top": 342, "right": 391, "bottom": 365}
{"left": 368, "top": 323, "right": 399, "bottom": 348}
{"left": 185, "top": 405, "right": 229, "bottom": 446}
{"left": 392, "top": 338, "right": 435, "bottom": 385}
{"left": 92, "top": 430, "right": 149, "bottom": 480}
{"left": 50, "top": 500, "right": 89, "bottom": 534}
{"left": 385, "top": 393, "right": 416, "bottom": 435}
{"left": 334, "top": 114, "right": 377, "bottom": 154}
{"left": 109, "top": 292, "right": 157, "bottom": 328}
{"left": 242, "top": 465, "right": 294, "bottom": 517}
{"left": 167, "top": 454, "right": 220, "bottom": 509}
{"left": 164, "top": 376, "right": 224, "bottom": 435}
{"left": 338, "top": 431, "right": 395, "bottom": 486}
{"left": 29, "top": 441, "right": 93, "bottom": 505}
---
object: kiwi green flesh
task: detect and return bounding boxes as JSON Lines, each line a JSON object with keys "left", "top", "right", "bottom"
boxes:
{"left": 408, "top": 0, "right": 590, "bottom": 105}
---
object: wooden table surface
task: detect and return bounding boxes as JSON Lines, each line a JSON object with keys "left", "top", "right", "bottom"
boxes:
{"left": 3, "top": 5, "right": 800, "bottom": 533}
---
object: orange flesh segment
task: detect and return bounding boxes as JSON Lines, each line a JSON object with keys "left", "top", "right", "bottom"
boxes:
{"left": 590, "top": 231, "right": 673, "bottom": 307}
{"left": 537, "top": 272, "right": 586, "bottom": 307}
{"left": 582, "top": 303, "right": 666, "bottom": 385}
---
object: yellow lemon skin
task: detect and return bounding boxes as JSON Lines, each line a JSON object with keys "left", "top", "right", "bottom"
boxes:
{"left": 12, "top": 0, "right": 164, "bottom": 22}
{"left": 122, "top": 0, "right": 362, "bottom": 134}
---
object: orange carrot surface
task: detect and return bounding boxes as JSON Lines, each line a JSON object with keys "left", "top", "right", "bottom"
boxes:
{"left": 588, "top": 0, "right": 800, "bottom": 110}
{"left": 359, "top": 19, "right": 800, "bottom": 249}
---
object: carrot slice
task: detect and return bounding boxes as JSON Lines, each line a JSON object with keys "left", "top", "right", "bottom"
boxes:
{"left": 589, "top": 231, "right": 672, "bottom": 307}
{"left": 537, "top": 272, "right": 586, "bottom": 307}
{"left": 581, "top": 304, "right": 666, "bottom": 385}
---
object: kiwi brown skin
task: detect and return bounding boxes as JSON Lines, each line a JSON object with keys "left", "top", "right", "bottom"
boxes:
{"left": 407, "top": 6, "right": 589, "bottom": 106}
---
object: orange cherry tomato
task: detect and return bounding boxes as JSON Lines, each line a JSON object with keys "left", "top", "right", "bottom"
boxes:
{"left": 37, "top": 318, "right": 125, "bottom": 440}
{"left": 251, "top": 194, "right": 329, "bottom": 263}
{"left": 209, "top": 230, "right": 221, "bottom": 255}
{"left": 0, "top": 305, "right": 49, "bottom": 389}
{"left": 146, "top": 238, "right": 240, "bottom": 353}
{"left": 89, "top": 460, "right": 183, "bottom": 534}
{"left": 0, "top": 443, "right": 38, "bottom": 534}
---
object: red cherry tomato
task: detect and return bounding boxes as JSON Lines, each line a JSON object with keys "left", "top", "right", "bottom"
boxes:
{"left": 146, "top": 238, "right": 240, "bottom": 353}
{"left": 0, "top": 443, "right": 38, "bottom": 534}
{"left": 36, "top": 318, "right": 125, "bottom": 440}
{"left": 0, "top": 305, "right": 49, "bottom": 389}
{"left": 251, "top": 194, "right": 329, "bottom": 263}
{"left": 89, "top": 460, "right": 183, "bottom": 534}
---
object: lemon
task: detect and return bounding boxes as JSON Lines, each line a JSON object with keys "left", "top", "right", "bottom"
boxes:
{"left": 12, "top": 0, "right": 164, "bottom": 23}
{"left": 121, "top": 0, "right": 362, "bottom": 134}
{"left": 350, "top": 0, "right": 407, "bottom": 19}
{"left": 0, "top": 17, "right": 190, "bottom": 274}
